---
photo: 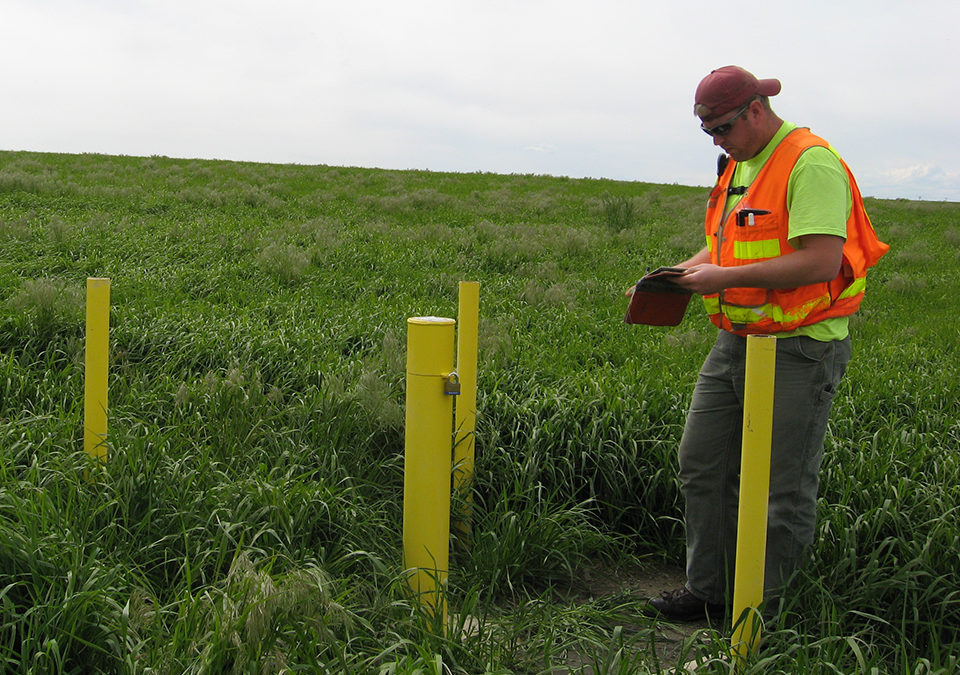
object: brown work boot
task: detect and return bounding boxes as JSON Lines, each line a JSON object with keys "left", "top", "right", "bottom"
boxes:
{"left": 645, "top": 587, "right": 724, "bottom": 622}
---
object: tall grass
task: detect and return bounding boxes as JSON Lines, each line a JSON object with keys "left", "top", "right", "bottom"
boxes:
{"left": 0, "top": 149, "right": 958, "bottom": 672}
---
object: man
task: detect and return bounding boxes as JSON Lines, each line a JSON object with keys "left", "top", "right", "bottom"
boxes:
{"left": 647, "top": 66, "right": 888, "bottom": 621}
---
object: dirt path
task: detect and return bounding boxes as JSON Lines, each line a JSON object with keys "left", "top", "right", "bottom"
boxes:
{"left": 559, "top": 560, "right": 720, "bottom": 673}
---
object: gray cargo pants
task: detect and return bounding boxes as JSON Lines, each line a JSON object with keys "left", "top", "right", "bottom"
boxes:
{"left": 678, "top": 330, "right": 851, "bottom": 606}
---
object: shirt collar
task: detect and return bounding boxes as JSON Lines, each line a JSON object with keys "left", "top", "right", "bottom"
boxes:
{"left": 742, "top": 121, "right": 797, "bottom": 170}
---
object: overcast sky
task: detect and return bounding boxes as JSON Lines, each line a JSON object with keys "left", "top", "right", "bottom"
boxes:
{"left": 3, "top": 0, "right": 958, "bottom": 201}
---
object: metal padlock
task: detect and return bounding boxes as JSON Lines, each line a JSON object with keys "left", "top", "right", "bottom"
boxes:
{"left": 444, "top": 372, "right": 461, "bottom": 396}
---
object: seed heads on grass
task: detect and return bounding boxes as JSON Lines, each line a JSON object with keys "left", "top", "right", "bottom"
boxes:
{"left": 183, "top": 551, "right": 349, "bottom": 673}
{"left": 599, "top": 194, "right": 637, "bottom": 230}
{"left": 477, "top": 316, "right": 515, "bottom": 368}
{"left": 256, "top": 241, "right": 311, "bottom": 285}
{"left": 893, "top": 239, "right": 934, "bottom": 267}
{"left": 662, "top": 329, "right": 706, "bottom": 350}
{"left": 521, "top": 280, "right": 576, "bottom": 311}
{"left": 0, "top": 214, "right": 34, "bottom": 241}
{"left": 6, "top": 277, "right": 84, "bottom": 334}
{"left": 356, "top": 369, "right": 404, "bottom": 430}
{"left": 46, "top": 216, "right": 72, "bottom": 244}
{"left": 3, "top": 151, "right": 959, "bottom": 672}
{"left": 884, "top": 271, "right": 926, "bottom": 294}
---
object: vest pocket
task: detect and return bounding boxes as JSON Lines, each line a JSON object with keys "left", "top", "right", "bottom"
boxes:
{"left": 720, "top": 287, "right": 770, "bottom": 309}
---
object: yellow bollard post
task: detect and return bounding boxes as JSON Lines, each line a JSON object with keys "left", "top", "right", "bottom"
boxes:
{"left": 453, "top": 281, "right": 479, "bottom": 538}
{"left": 731, "top": 334, "right": 777, "bottom": 662}
{"left": 403, "top": 316, "right": 456, "bottom": 626}
{"left": 83, "top": 278, "right": 111, "bottom": 463}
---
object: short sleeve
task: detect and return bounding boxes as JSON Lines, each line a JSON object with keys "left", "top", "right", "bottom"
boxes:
{"left": 785, "top": 146, "right": 851, "bottom": 243}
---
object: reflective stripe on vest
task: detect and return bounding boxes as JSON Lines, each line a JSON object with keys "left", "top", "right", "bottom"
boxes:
{"left": 733, "top": 238, "right": 781, "bottom": 260}
{"left": 702, "top": 127, "right": 888, "bottom": 335}
{"left": 836, "top": 276, "right": 866, "bottom": 300}
{"left": 703, "top": 290, "right": 834, "bottom": 327}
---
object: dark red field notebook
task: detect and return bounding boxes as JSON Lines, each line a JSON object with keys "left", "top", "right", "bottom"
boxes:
{"left": 624, "top": 268, "right": 693, "bottom": 326}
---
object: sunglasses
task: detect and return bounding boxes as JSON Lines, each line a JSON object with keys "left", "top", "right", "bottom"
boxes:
{"left": 701, "top": 102, "right": 751, "bottom": 137}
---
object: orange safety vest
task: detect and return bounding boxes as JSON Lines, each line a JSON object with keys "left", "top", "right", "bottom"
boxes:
{"left": 703, "top": 128, "right": 889, "bottom": 335}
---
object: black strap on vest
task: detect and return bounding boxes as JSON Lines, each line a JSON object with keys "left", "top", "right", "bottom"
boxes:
{"left": 716, "top": 153, "right": 729, "bottom": 177}
{"left": 717, "top": 153, "right": 746, "bottom": 195}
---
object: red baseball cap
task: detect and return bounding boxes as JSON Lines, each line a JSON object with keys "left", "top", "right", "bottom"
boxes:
{"left": 694, "top": 66, "right": 781, "bottom": 124}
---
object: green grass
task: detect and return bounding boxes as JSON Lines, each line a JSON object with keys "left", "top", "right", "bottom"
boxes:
{"left": 1, "top": 149, "right": 958, "bottom": 673}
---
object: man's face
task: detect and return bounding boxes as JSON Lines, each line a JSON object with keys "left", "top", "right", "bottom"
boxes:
{"left": 700, "top": 100, "right": 762, "bottom": 162}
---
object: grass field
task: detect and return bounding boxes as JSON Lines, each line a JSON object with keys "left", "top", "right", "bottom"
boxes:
{"left": 1, "top": 149, "right": 958, "bottom": 674}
